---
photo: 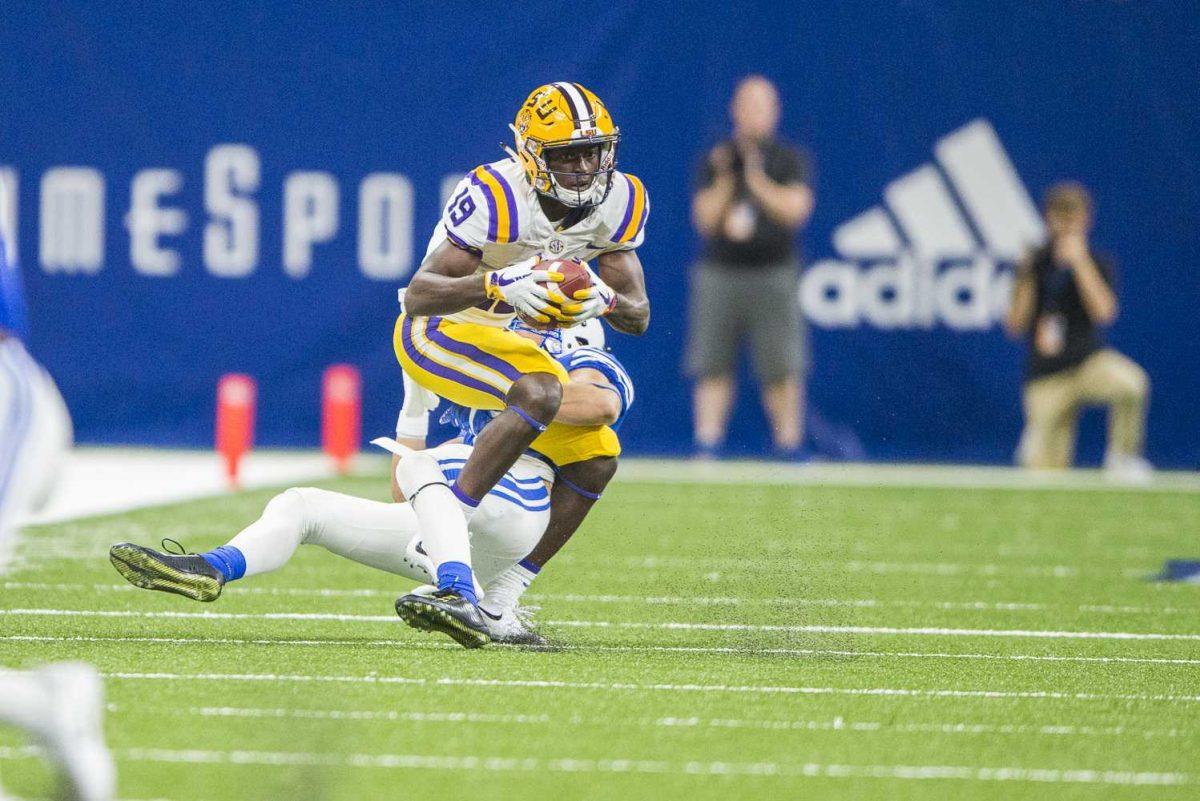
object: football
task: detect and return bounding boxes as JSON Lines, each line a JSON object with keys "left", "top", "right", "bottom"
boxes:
{"left": 518, "top": 258, "right": 594, "bottom": 329}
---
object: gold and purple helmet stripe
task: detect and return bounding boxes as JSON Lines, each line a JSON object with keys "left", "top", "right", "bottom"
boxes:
{"left": 611, "top": 173, "right": 648, "bottom": 244}
{"left": 552, "top": 82, "right": 585, "bottom": 128}
{"left": 471, "top": 166, "right": 518, "bottom": 243}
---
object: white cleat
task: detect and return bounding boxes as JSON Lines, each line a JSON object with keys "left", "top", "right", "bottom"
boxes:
{"left": 479, "top": 604, "right": 547, "bottom": 646}
{"left": 36, "top": 662, "right": 116, "bottom": 801}
{"left": 1104, "top": 454, "right": 1154, "bottom": 485}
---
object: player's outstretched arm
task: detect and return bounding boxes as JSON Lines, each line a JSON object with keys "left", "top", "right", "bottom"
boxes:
{"left": 402, "top": 240, "right": 487, "bottom": 316}
{"left": 595, "top": 249, "right": 650, "bottom": 335}
{"left": 556, "top": 367, "right": 622, "bottom": 426}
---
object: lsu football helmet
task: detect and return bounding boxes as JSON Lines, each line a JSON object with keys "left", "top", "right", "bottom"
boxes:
{"left": 511, "top": 83, "right": 619, "bottom": 209}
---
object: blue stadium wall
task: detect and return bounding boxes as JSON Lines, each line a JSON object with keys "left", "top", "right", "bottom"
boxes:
{"left": 2, "top": 2, "right": 1197, "bottom": 466}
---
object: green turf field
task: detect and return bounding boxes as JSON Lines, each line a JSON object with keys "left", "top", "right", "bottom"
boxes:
{"left": 2, "top": 468, "right": 1199, "bottom": 799}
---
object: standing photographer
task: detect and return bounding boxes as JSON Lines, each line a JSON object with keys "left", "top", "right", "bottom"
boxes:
{"left": 1005, "top": 182, "right": 1150, "bottom": 478}
{"left": 687, "top": 76, "right": 814, "bottom": 458}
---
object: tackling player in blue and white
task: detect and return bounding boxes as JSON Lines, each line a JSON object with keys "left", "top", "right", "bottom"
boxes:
{"left": 418, "top": 318, "right": 635, "bottom": 640}
{"left": 1, "top": 180, "right": 109, "bottom": 801}
{"left": 107, "top": 322, "right": 635, "bottom": 647}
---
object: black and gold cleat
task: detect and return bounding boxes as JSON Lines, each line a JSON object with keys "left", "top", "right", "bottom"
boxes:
{"left": 395, "top": 590, "right": 491, "bottom": 649}
{"left": 109, "top": 539, "right": 225, "bottom": 602}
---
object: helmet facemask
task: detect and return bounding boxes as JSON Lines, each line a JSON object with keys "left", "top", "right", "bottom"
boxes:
{"left": 518, "top": 134, "right": 619, "bottom": 209}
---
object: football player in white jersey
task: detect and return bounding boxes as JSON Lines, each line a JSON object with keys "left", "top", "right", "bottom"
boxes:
{"left": 392, "top": 82, "right": 650, "bottom": 643}
{"left": 107, "top": 324, "right": 636, "bottom": 648}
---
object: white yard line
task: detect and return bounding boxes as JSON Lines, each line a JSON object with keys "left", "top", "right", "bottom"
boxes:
{"left": 5, "top": 607, "right": 1199, "bottom": 641}
{"left": 6, "top": 549, "right": 1106, "bottom": 579}
{"left": 7, "top": 634, "right": 1199, "bottom": 666}
{"left": 0, "top": 744, "right": 1187, "bottom": 785}
{"left": 95, "top": 670, "right": 1200, "bottom": 703}
{"left": 128, "top": 704, "right": 1192, "bottom": 740}
{"left": 620, "top": 556, "right": 1085, "bottom": 577}
{"left": 6, "top": 581, "right": 1196, "bottom": 616}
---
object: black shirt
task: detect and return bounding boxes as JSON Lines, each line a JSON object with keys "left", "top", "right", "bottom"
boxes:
{"left": 696, "top": 138, "right": 810, "bottom": 268}
{"left": 1025, "top": 243, "right": 1116, "bottom": 380}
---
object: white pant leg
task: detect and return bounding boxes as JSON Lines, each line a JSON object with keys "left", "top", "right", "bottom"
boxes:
{"left": 0, "top": 341, "right": 71, "bottom": 571}
{"left": 0, "top": 669, "right": 48, "bottom": 733}
{"left": 226, "top": 487, "right": 430, "bottom": 583}
{"left": 459, "top": 454, "right": 552, "bottom": 587}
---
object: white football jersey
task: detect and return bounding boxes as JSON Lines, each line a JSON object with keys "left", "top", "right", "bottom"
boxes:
{"left": 423, "top": 157, "right": 649, "bottom": 327}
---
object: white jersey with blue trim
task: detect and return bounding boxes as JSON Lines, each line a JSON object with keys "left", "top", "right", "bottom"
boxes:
{"left": 425, "top": 157, "right": 650, "bottom": 328}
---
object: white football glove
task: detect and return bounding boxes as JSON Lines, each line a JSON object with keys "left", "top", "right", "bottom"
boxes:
{"left": 556, "top": 263, "right": 617, "bottom": 324}
{"left": 483, "top": 261, "right": 564, "bottom": 324}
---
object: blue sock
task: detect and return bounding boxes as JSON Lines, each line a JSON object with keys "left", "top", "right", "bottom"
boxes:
{"left": 201, "top": 545, "right": 246, "bottom": 583}
{"left": 436, "top": 560, "right": 478, "bottom": 606}
{"left": 517, "top": 558, "right": 541, "bottom": 575}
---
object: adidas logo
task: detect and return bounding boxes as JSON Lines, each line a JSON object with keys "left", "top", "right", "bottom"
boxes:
{"left": 801, "top": 119, "right": 1045, "bottom": 331}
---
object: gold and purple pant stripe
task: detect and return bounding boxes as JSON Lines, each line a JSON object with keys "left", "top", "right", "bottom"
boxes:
{"left": 393, "top": 313, "right": 620, "bottom": 465}
{"left": 394, "top": 313, "right": 564, "bottom": 410}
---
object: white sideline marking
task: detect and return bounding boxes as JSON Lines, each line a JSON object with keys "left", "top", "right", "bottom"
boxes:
{"left": 6, "top": 581, "right": 1196, "bottom": 617}
{"left": 98, "top": 670, "right": 1200, "bottom": 703}
{"left": 145, "top": 704, "right": 1192, "bottom": 740}
{"left": 0, "top": 744, "right": 1187, "bottom": 784}
{"left": 7, "top": 634, "right": 1200, "bottom": 667}
{"left": 5, "top": 608, "right": 1200, "bottom": 641}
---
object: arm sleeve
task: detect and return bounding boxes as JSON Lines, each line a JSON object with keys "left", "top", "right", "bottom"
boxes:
{"left": 1095, "top": 253, "right": 1117, "bottom": 291}
{"left": 696, "top": 154, "right": 716, "bottom": 191}
{"left": 440, "top": 173, "right": 491, "bottom": 254}
{"left": 773, "top": 145, "right": 810, "bottom": 187}
{"left": 601, "top": 174, "right": 650, "bottom": 253}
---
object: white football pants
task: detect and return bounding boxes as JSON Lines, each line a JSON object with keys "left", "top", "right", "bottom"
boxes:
{"left": 225, "top": 444, "right": 551, "bottom": 589}
{"left": 0, "top": 338, "right": 72, "bottom": 572}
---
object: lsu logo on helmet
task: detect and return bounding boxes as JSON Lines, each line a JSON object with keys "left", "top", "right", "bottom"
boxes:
{"left": 512, "top": 82, "right": 620, "bottom": 209}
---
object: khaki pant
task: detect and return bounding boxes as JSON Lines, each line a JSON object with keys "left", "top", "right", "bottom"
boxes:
{"left": 1019, "top": 349, "right": 1149, "bottom": 469}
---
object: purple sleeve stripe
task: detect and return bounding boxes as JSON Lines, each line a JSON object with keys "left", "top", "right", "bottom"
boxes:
{"left": 482, "top": 165, "right": 519, "bottom": 243}
{"left": 470, "top": 170, "right": 500, "bottom": 242}
{"left": 400, "top": 316, "right": 506, "bottom": 402}
{"left": 424, "top": 318, "right": 523, "bottom": 383}
{"left": 444, "top": 227, "right": 482, "bottom": 255}
{"left": 610, "top": 175, "right": 636, "bottom": 243}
